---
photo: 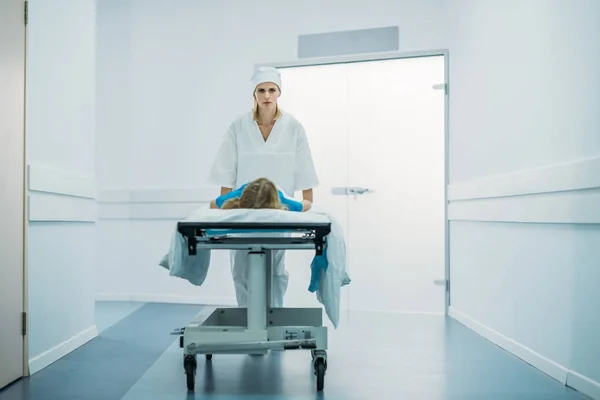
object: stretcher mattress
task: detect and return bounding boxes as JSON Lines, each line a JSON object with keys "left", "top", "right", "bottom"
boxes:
{"left": 160, "top": 206, "right": 350, "bottom": 328}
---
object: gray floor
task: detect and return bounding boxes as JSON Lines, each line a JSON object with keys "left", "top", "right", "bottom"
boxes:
{"left": 0, "top": 301, "right": 590, "bottom": 399}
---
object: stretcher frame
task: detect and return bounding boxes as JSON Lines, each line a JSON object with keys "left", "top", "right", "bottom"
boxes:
{"left": 175, "top": 220, "right": 332, "bottom": 392}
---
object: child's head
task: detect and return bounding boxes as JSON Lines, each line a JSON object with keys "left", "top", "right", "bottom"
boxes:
{"left": 222, "top": 177, "right": 286, "bottom": 210}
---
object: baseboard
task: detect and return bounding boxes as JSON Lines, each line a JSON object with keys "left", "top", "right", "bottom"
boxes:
{"left": 28, "top": 325, "right": 98, "bottom": 375}
{"left": 95, "top": 293, "right": 237, "bottom": 306}
{"left": 448, "top": 307, "right": 569, "bottom": 384}
{"left": 449, "top": 307, "right": 600, "bottom": 399}
{"left": 567, "top": 370, "right": 600, "bottom": 400}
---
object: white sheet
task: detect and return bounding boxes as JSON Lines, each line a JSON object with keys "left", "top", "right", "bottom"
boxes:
{"left": 160, "top": 206, "right": 350, "bottom": 328}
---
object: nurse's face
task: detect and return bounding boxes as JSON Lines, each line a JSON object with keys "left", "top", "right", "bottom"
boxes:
{"left": 254, "top": 82, "right": 280, "bottom": 110}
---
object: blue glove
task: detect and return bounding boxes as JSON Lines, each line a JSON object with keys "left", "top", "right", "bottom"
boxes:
{"left": 308, "top": 244, "right": 328, "bottom": 292}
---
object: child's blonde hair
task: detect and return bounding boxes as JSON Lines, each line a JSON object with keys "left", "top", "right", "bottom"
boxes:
{"left": 222, "top": 177, "right": 287, "bottom": 210}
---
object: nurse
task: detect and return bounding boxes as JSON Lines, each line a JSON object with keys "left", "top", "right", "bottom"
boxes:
{"left": 207, "top": 66, "right": 319, "bottom": 308}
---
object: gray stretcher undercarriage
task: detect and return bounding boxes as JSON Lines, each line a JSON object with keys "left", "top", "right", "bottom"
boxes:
{"left": 175, "top": 220, "right": 331, "bottom": 393}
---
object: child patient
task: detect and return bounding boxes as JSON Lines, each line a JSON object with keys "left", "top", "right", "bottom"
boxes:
{"left": 210, "top": 177, "right": 312, "bottom": 212}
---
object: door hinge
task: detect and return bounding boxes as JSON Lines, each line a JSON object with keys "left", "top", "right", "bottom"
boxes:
{"left": 22, "top": 312, "right": 27, "bottom": 336}
{"left": 433, "top": 279, "right": 449, "bottom": 291}
{"left": 24, "top": 1, "right": 28, "bottom": 25}
{"left": 432, "top": 83, "right": 448, "bottom": 94}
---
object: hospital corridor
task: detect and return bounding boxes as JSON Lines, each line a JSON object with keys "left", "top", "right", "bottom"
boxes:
{"left": 0, "top": 301, "right": 591, "bottom": 400}
{"left": 1, "top": 0, "right": 599, "bottom": 399}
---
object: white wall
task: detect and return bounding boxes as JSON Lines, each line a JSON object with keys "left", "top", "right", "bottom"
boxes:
{"left": 94, "top": 0, "right": 449, "bottom": 305}
{"left": 26, "top": 0, "right": 98, "bottom": 374}
{"left": 447, "top": 1, "right": 600, "bottom": 399}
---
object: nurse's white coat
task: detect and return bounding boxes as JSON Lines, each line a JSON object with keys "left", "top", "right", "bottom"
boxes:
{"left": 208, "top": 110, "right": 319, "bottom": 196}
{"left": 207, "top": 109, "right": 320, "bottom": 308}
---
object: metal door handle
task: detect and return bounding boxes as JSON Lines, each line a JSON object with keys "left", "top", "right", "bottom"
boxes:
{"left": 331, "top": 187, "right": 371, "bottom": 195}
{"left": 348, "top": 187, "right": 369, "bottom": 195}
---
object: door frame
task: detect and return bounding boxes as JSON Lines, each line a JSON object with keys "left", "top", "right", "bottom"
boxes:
{"left": 22, "top": 0, "right": 29, "bottom": 378}
{"left": 257, "top": 49, "right": 451, "bottom": 315}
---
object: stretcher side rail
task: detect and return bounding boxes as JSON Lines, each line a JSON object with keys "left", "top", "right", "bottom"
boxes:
{"left": 177, "top": 221, "right": 331, "bottom": 256}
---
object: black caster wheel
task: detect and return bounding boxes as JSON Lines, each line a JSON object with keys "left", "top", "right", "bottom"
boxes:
{"left": 205, "top": 354, "right": 212, "bottom": 361}
{"left": 314, "top": 357, "right": 326, "bottom": 392}
{"left": 184, "top": 355, "right": 197, "bottom": 391}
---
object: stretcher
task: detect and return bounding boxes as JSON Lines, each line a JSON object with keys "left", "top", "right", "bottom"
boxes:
{"left": 174, "top": 219, "right": 332, "bottom": 392}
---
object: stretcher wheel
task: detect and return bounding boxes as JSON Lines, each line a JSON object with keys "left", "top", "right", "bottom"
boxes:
{"left": 184, "top": 355, "right": 197, "bottom": 391}
{"left": 205, "top": 354, "right": 212, "bottom": 360}
{"left": 314, "top": 357, "right": 326, "bottom": 392}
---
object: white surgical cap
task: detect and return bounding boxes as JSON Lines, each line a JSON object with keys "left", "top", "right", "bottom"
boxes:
{"left": 251, "top": 66, "right": 281, "bottom": 92}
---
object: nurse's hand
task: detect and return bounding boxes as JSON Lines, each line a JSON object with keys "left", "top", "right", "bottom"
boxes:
{"left": 301, "top": 200, "right": 312, "bottom": 212}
